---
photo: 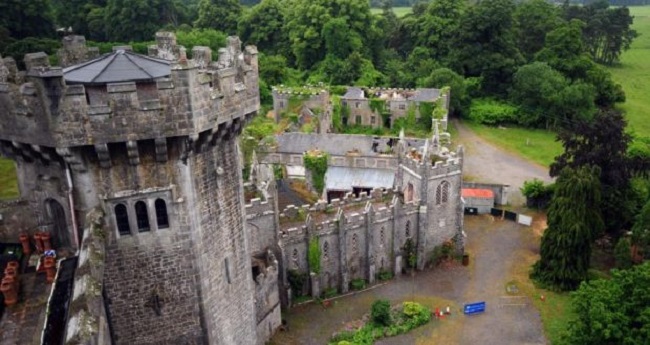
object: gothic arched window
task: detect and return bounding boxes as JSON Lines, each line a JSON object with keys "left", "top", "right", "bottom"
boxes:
{"left": 405, "top": 220, "right": 411, "bottom": 238}
{"left": 155, "top": 199, "right": 169, "bottom": 229}
{"left": 115, "top": 204, "right": 130, "bottom": 235}
{"left": 352, "top": 234, "right": 359, "bottom": 253}
{"left": 380, "top": 227, "right": 385, "bottom": 246}
{"left": 135, "top": 201, "right": 150, "bottom": 232}
{"left": 436, "top": 181, "right": 451, "bottom": 205}
{"left": 323, "top": 241, "right": 329, "bottom": 261}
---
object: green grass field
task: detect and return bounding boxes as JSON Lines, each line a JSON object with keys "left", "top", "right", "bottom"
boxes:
{"left": 371, "top": 7, "right": 412, "bottom": 17}
{"left": 607, "top": 6, "right": 650, "bottom": 137}
{"left": 0, "top": 158, "right": 18, "bottom": 200}
{"left": 465, "top": 121, "right": 562, "bottom": 168}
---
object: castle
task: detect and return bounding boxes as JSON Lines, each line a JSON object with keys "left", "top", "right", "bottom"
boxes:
{"left": 0, "top": 33, "right": 465, "bottom": 345}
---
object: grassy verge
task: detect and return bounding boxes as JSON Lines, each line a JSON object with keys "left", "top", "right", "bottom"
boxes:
{"left": 464, "top": 121, "right": 562, "bottom": 168}
{"left": 0, "top": 158, "right": 19, "bottom": 200}
{"left": 607, "top": 6, "right": 650, "bottom": 137}
{"left": 370, "top": 7, "right": 412, "bottom": 17}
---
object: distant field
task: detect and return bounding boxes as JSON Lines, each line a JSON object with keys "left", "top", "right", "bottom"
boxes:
{"left": 465, "top": 122, "right": 562, "bottom": 168}
{"left": 371, "top": 7, "right": 412, "bottom": 17}
{"left": 607, "top": 6, "right": 650, "bottom": 136}
{"left": 0, "top": 158, "right": 18, "bottom": 200}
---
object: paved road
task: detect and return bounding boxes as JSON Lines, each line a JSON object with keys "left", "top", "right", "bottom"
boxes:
{"left": 453, "top": 119, "right": 552, "bottom": 205}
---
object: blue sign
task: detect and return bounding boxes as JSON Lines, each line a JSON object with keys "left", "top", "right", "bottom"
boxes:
{"left": 463, "top": 301, "right": 486, "bottom": 315}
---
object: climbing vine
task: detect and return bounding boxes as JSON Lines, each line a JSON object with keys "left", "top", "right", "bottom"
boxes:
{"left": 418, "top": 102, "right": 435, "bottom": 130}
{"left": 303, "top": 150, "right": 328, "bottom": 195}
{"left": 308, "top": 237, "right": 321, "bottom": 274}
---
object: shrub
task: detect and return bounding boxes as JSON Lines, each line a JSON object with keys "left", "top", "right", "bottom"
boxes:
{"left": 521, "top": 179, "right": 554, "bottom": 209}
{"left": 308, "top": 237, "right": 321, "bottom": 274}
{"left": 287, "top": 270, "right": 308, "bottom": 297}
{"left": 323, "top": 287, "right": 338, "bottom": 299}
{"left": 377, "top": 270, "right": 393, "bottom": 281}
{"left": 371, "top": 299, "right": 391, "bottom": 326}
{"left": 468, "top": 98, "right": 518, "bottom": 125}
{"left": 614, "top": 237, "right": 633, "bottom": 269}
{"left": 350, "top": 278, "right": 366, "bottom": 291}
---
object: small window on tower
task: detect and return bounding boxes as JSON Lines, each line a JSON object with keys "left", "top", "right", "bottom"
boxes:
{"left": 115, "top": 204, "right": 130, "bottom": 235}
{"left": 135, "top": 201, "right": 150, "bottom": 232}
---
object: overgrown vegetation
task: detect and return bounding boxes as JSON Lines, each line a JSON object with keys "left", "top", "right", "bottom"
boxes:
{"left": 521, "top": 179, "right": 554, "bottom": 209}
{"left": 0, "top": 158, "right": 19, "bottom": 200}
{"left": 303, "top": 151, "right": 328, "bottom": 195}
{"left": 349, "top": 278, "right": 366, "bottom": 291}
{"left": 308, "top": 237, "right": 321, "bottom": 274}
{"left": 287, "top": 269, "right": 308, "bottom": 298}
{"left": 329, "top": 301, "right": 431, "bottom": 345}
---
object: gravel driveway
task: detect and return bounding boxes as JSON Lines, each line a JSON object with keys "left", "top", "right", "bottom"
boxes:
{"left": 270, "top": 122, "right": 551, "bottom": 345}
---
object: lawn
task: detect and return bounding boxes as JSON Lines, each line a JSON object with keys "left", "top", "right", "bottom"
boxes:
{"left": 607, "top": 6, "right": 650, "bottom": 137}
{"left": 371, "top": 7, "right": 412, "bottom": 17}
{"left": 0, "top": 158, "right": 19, "bottom": 200}
{"left": 464, "top": 121, "right": 563, "bottom": 168}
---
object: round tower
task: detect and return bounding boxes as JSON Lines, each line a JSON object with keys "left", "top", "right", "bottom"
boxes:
{"left": 0, "top": 33, "right": 260, "bottom": 344}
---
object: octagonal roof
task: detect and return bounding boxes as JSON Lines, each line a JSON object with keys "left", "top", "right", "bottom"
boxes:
{"left": 63, "top": 50, "right": 171, "bottom": 85}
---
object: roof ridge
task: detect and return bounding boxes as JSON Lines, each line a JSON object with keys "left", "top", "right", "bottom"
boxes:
{"left": 123, "top": 52, "right": 154, "bottom": 79}
{"left": 91, "top": 52, "right": 119, "bottom": 83}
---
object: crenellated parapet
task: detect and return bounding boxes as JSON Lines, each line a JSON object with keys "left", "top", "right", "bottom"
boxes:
{"left": 0, "top": 33, "right": 260, "bottom": 165}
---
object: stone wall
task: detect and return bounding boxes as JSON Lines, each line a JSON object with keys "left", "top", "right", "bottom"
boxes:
{"left": 189, "top": 137, "right": 257, "bottom": 345}
{"left": 0, "top": 199, "right": 35, "bottom": 243}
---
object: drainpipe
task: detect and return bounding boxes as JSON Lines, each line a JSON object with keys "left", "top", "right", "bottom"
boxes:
{"left": 65, "top": 166, "right": 80, "bottom": 250}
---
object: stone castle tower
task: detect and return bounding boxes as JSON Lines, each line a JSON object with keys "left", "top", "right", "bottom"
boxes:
{"left": 395, "top": 121, "right": 464, "bottom": 269}
{"left": 0, "top": 33, "right": 266, "bottom": 344}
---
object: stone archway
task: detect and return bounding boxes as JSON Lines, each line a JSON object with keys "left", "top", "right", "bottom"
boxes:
{"left": 45, "top": 199, "right": 70, "bottom": 249}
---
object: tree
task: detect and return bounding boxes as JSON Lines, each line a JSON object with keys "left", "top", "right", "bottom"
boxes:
{"left": 104, "top": 0, "right": 183, "bottom": 42}
{"left": 535, "top": 19, "right": 593, "bottom": 81}
{"left": 449, "top": 0, "right": 523, "bottom": 96}
{"left": 565, "top": 263, "right": 650, "bottom": 344}
{"left": 0, "top": 0, "right": 56, "bottom": 39}
{"left": 238, "top": 0, "right": 289, "bottom": 56}
{"left": 194, "top": 0, "right": 242, "bottom": 34}
{"left": 284, "top": 0, "right": 373, "bottom": 69}
{"left": 412, "top": 0, "right": 466, "bottom": 61}
{"left": 420, "top": 68, "right": 468, "bottom": 116}
{"left": 531, "top": 165, "right": 604, "bottom": 291}
{"left": 631, "top": 199, "right": 650, "bottom": 262}
{"left": 509, "top": 62, "right": 569, "bottom": 127}
{"left": 565, "top": 1, "right": 638, "bottom": 65}
{"left": 513, "top": 0, "right": 561, "bottom": 61}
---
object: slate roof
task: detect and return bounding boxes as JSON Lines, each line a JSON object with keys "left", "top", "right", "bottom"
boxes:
{"left": 408, "top": 88, "right": 440, "bottom": 102}
{"left": 63, "top": 50, "right": 171, "bottom": 84}
{"left": 325, "top": 166, "right": 395, "bottom": 191}
{"left": 342, "top": 87, "right": 364, "bottom": 99}
{"left": 274, "top": 133, "right": 426, "bottom": 157}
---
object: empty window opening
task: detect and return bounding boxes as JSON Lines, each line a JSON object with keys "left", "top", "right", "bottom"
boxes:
{"left": 135, "top": 201, "right": 150, "bottom": 232}
{"left": 115, "top": 204, "right": 131, "bottom": 235}
{"left": 352, "top": 234, "right": 359, "bottom": 253}
{"left": 436, "top": 181, "right": 450, "bottom": 205}
{"left": 323, "top": 241, "right": 329, "bottom": 261}
{"left": 225, "top": 258, "right": 231, "bottom": 284}
{"left": 155, "top": 199, "right": 169, "bottom": 229}
{"left": 355, "top": 115, "right": 362, "bottom": 125}
{"left": 405, "top": 220, "right": 411, "bottom": 238}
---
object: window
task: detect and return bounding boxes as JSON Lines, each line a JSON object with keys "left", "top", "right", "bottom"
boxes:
{"left": 399, "top": 104, "right": 406, "bottom": 110}
{"left": 224, "top": 257, "right": 231, "bottom": 284}
{"left": 279, "top": 101, "right": 284, "bottom": 107}
{"left": 436, "top": 181, "right": 451, "bottom": 205}
{"left": 355, "top": 115, "right": 362, "bottom": 125}
{"left": 404, "top": 183, "right": 414, "bottom": 202}
{"left": 371, "top": 116, "right": 376, "bottom": 125}
{"left": 355, "top": 102, "right": 360, "bottom": 108}
{"left": 323, "top": 241, "right": 329, "bottom": 261}
{"left": 292, "top": 248, "right": 299, "bottom": 269}
{"left": 155, "top": 199, "right": 169, "bottom": 229}
{"left": 380, "top": 227, "right": 385, "bottom": 246}
{"left": 135, "top": 201, "right": 150, "bottom": 232}
{"left": 405, "top": 220, "right": 411, "bottom": 238}
{"left": 115, "top": 204, "right": 131, "bottom": 235}
{"left": 351, "top": 234, "right": 359, "bottom": 253}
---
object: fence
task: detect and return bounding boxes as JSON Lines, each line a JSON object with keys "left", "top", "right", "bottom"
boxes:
{"left": 490, "top": 208, "right": 532, "bottom": 226}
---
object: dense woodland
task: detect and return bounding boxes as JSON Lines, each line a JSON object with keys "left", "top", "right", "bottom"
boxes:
{"left": 1, "top": 0, "right": 650, "bottom": 341}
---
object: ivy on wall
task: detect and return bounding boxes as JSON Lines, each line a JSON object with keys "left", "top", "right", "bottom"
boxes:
{"left": 308, "top": 237, "right": 321, "bottom": 274}
{"left": 303, "top": 150, "right": 328, "bottom": 195}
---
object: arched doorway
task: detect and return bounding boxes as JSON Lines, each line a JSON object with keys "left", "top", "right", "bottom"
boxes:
{"left": 45, "top": 199, "right": 71, "bottom": 249}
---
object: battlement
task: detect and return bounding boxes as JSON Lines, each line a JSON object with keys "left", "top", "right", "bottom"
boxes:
{"left": 0, "top": 33, "right": 259, "bottom": 149}
{"left": 401, "top": 147, "right": 463, "bottom": 178}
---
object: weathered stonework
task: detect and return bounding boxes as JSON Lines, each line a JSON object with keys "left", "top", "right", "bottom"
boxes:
{"left": 0, "top": 32, "right": 279, "bottom": 345}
